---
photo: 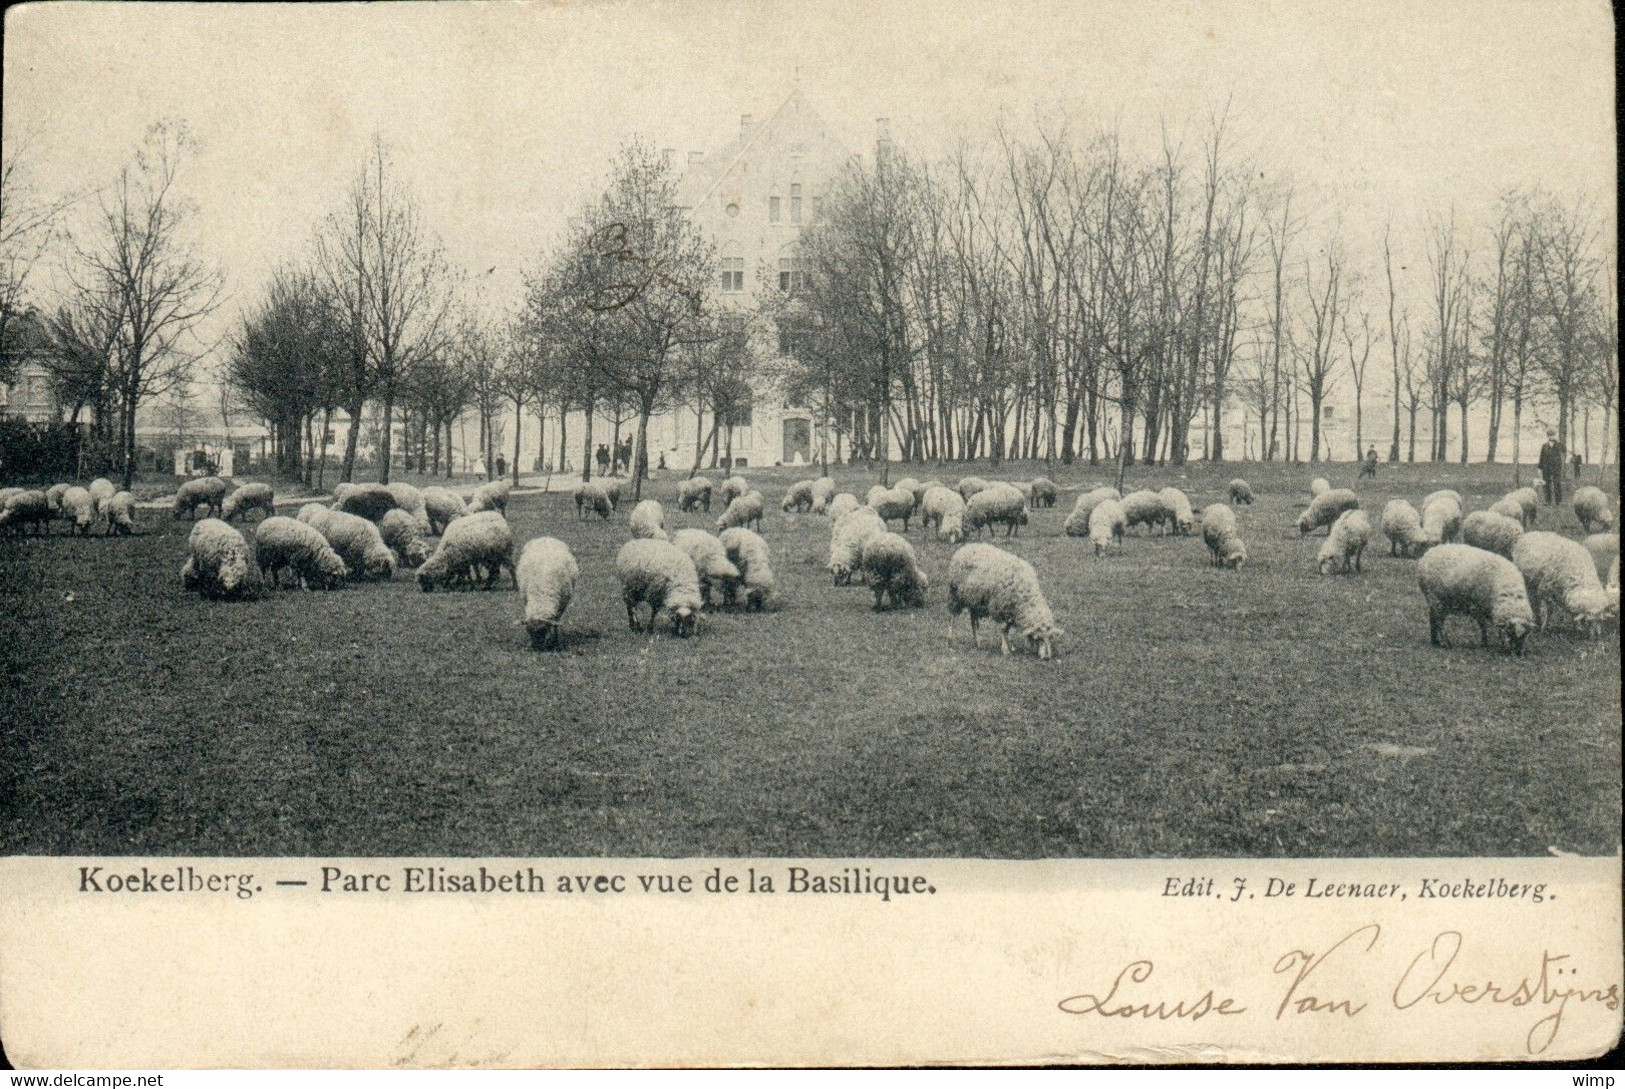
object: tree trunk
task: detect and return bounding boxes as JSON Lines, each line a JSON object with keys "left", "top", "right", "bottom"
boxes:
{"left": 341, "top": 397, "right": 363, "bottom": 483}
{"left": 580, "top": 398, "right": 595, "bottom": 481}
{"left": 634, "top": 406, "right": 652, "bottom": 501}
{"left": 511, "top": 397, "right": 523, "bottom": 488}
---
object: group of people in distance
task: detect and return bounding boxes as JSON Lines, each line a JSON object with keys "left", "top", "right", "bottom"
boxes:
{"left": 1353, "top": 428, "right": 1582, "bottom": 509}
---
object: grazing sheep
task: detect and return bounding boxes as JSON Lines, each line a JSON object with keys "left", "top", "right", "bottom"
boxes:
{"left": 180, "top": 519, "right": 256, "bottom": 600}
{"left": 869, "top": 486, "right": 917, "bottom": 531}
{"left": 1200, "top": 503, "right": 1246, "bottom": 568}
{"left": 1421, "top": 489, "right": 1463, "bottom": 513}
{"left": 957, "top": 476, "right": 992, "bottom": 501}
{"left": 0, "top": 486, "right": 25, "bottom": 507}
{"left": 1418, "top": 544, "right": 1534, "bottom": 656}
{"left": 466, "top": 479, "right": 512, "bottom": 515}
{"left": 221, "top": 482, "right": 276, "bottom": 522}
{"left": 422, "top": 486, "right": 468, "bottom": 535}
{"left": 719, "top": 527, "right": 775, "bottom": 610}
{"left": 1582, "top": 533, "right": 1619, "bottom": 585}
{"left": 574, "top": 481, "right": 615, "bottom": 521}
{"left": 1029, "top": 477, "right": 1059, "bottom": 509}
{"left": 103, "top": 491, "right": 138, "bottom": 536}
{"left": 1062, "top": 487, "right": 1121, "bottom": 538}
{"left": 892, "top": 478, "right": 922, "bottom": 511}
{"left": 964, "top": 483, "right": 1029, "bottom": 538}
{"left": 43, "top": 483, "right": 69, "bottom": 515}
{"left": 417, "top": 510, "right": 516, "bottom": 592}
{"left": 1573, "top": 486, "right": 1614, "bottom": 533}
{"left": 1089, "top": 498, "right": 1127, "bottom": 559}
{"left": 0, "top": 490, "right": 51, "bottom": 535}
{"left": 946, "top": 543, "right": 1063, "bottom": 660}
{"left": 717, "top": 475, "right": 749, "bottom": 508}
{"left": 1460, "top": 510, "right": 1524, "bottom": 559}
{"left": 677, "top": 476, "right": 713, "bottom": 513}
{"left": 828, "top": 506, "right": 886, "bottom": 585}
{"left": 716, "top": 490, "right": 765, "bottom": 532}
{"left": 600, "top": 478, "right": 624, "bottom": 509}
{"left": 1297, "top": 488, "right": 1359, "bottom": 536}
{"left": 386, "top": 482, "right": 434, "bottom": 535}
{"left": 861, "top": 531, "right": 929, "bottom": 610}
{"left": 1317, "top": 509, "right": 1373, "bottom": 575}
{"left": 1420, "top": 495, "right": 1463, "bottom": 545}
{"left": 1505, "top": 486, "right": 1540, "bottom": 528}
{"left": 378, "top": 508, "right": 433, "bottom": 568}
{"left": 921, "top": 486, "right": 968, "bottom": 543}
{"left": 781, "top": 479, "right": 817, "bottom": 513}
{"left": 1228, "top": 479, "right": 1255, "bottom": 506}
{"left": 673, "top": 527, "right": 742, "bottom": 605}
{"left": 826, "top": 493, "right": 861, "bottom": 522}
{"left": 629, "top": 499, "right": 668, "bottom": 540}
{"left": 810, "top": 476, "right": 836, "bottom": 514}
{"left": 615, "top": 538, "right": 703, "bottom": 637}
{"left": 1158, "top": 487, "right": 1196, "bottom": 536}
{"left": 253, "top": 516, "right": 348, "bottom": 590}
{"left": 332, "top": 482, "right": 400, "bottom": 521}
{"left": 1380, "top": 500, "right": 1433, "bottom": 558}
{"left": 516, "top": 537, "right": 579, "bottom": 650}
{"left": 86, "top": 478, "right": 115, "bottom": 508}
{"left": 1511, "top": 531, "right": 1617, "bottom": 637}
{"left": 1309, "top": 477, "right": 1330, "bottom": 498}
{"left": 1121, "top": 490, "right": 1169, "bottom": 535}
{"left": 172, "top": 476, "right": 229, "bottom": 520}
{"left": 865, "top": 484, "right": 889, "bottom": 507}
{"left": 1488, "top": 496, "right": 1526, "bottom": 525}
{"left": 60, "top": 486, "right": 96, "bottom": 536}
{"left": 309, "top": 508, "right": 399, "bottom": 582}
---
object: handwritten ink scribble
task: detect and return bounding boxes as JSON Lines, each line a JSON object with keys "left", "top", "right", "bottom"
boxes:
{"left": 1057, "top": 959, "right": 1247, "bottom": 1021}
{"left": 585, "top": 222, "right": 704, "bottom": 313}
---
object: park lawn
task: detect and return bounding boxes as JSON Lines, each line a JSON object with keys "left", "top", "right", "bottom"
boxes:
{"left": 1, "top": 458, "right": 1617, "bottom": 858}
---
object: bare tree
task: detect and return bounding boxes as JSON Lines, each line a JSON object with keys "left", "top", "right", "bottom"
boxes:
{"left": 1, "top": 126, "right": 76, "bottom": 378}
{"left": 1290, "top": 239, "right": 1345, "bottom": 462}
{"left": 1342, "top": 305, "right": 1376, "bottom": 459}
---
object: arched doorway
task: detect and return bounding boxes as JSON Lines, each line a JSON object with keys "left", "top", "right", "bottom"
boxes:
{"left": 782, "top": 417, "right": 811, "bottom": 466}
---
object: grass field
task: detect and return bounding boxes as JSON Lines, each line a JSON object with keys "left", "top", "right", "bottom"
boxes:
{"left": 1, "top": 459, "right": 1618, "bottom": 858}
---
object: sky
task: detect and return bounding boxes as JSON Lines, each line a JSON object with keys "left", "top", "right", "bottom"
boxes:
{"left": 3, "top": 0, "right": 1616, "bottom": 377}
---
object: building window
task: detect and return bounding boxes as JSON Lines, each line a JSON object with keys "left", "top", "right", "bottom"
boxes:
{"left": 778, "top": 257, "right": 804, "bottom": 295}
{"left": 1323, "top": 405, "right": 1335, "bottom": 420}
{"left": 721, "top": 241, "right": 744, "bottom": 293}
{"left": 790, "top": 184, "right": 802, "bottom": 224}
{"left": 769, "top": 195, "right": 781, "bottom": 223}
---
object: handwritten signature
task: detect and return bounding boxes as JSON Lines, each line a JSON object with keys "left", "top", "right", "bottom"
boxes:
{"left": 1058, "top": 925, "right": 1620, "bottom": 1054}
{"left": 584, "top": 222, "right": 705, "bottom": 313}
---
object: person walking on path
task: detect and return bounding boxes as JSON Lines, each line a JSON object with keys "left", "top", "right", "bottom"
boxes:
{"left": 595, "top": 444, "right": 610, "bottom": 478}
{"left": 1538, "top": 428, "right": 1566, "bottom": 506}
{"left": 1359, "top": 446, "right": 1379, "bottom": 479}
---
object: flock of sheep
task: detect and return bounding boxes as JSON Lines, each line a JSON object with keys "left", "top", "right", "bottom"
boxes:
{"left": 1, "top": 463, "right": 1617, "bottom": 661}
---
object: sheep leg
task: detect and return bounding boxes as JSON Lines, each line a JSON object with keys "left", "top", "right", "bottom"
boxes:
{"left": 999, "top": 627, "right": 1012, "bottom": 656}
{"left": 872, "top": 584, "right": 886, "bottom": 612}
{"left": 969, "top": 614, "right": 980, "bottom": 647}
{"left": 626, "top": 601, "right": 640, "bottom": 632}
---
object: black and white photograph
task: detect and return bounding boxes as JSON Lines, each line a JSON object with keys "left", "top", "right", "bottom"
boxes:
{"left": 1, "top": 0, "right": 1619, "bottom": 1069}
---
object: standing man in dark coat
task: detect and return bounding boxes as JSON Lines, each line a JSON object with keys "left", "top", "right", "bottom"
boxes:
{"left": 1538, "top": 428, "right": 1566, "bottom": 506}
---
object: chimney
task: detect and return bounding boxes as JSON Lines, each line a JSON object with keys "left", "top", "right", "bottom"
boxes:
{"left": 689, "top": 150, "right": 705, "bottom": 166}
{"left": 740, "top": 113, "right": 753, "bottom": 139}
{"left": 662, "top": 147, "right": 676, "bottom": 168}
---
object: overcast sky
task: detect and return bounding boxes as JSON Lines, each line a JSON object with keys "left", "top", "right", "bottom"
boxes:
{"left": 3, "top": 0, "right": 1616, "bottom": 366}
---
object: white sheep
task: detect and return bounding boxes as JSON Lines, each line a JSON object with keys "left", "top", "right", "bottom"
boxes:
{"left": 172, "top": 476, "right": 229, "bottom": 520}
{"left": 716, "top": 490, "right": 765, "bottom": 532}
{"left": 957, "top": 476, "right": 992, "bottom": 501}
{"left": 0, "top": 490, "right": 51, "bottom": 535}
{"left": 677, "top": 476, "right": 713, "bottom": 512}
{"left": 1029, "top": 477, "right": 1059, "bottom": 509}
{"left": 810, "top": 476, "right": 836, "bottom": 514}
{"left": 466, "top": 479, "right": 512, "bottom": 515}
{"left": 1228, "top": 479, "right": 1255, "bottom": 506}
{"left": 180, "top": 518, "right": 256, "bottom": 600}
{"left": 781, "top": 479, "right": 817, "bottom": 513}
{"left": 629, "top": 499, "right": 668, "bottom": 540}
{"left": 1380, "top": 500, "right": 1432, "bottom": 558}
{"left": 86, "top": 477, "right": 115, "bottom": 508}
{"left": 332, "top": 482, "right": 399, "bottom": 521}
{"left": 893, "top": 477, "right": 922, "bottom": 507}
{"left": 43, "top": 483, "right": 69, "bottom": 515}
{"left": 1460, "top": 510, "right": 1524, "bottom": 559}
{"left": 1297, "top": 488, "right": 1359, "bottom": 536}
{"left": 1062, "top": 487, "right": 1119, "bottom": 538}
{"left": 1488, "top": 496, "right": 1526, "bottom": 525}
{"left": 826, "top": 493, "right": 861, "bottom": 522}
{"left": 1582, "top": 533, "right": 1619, "bottom": 585}
{"left": 964, "top": 483, "right": 1029, "bottom": 538}
{"left": 574, "top": 481, "right": 615, "bottom": 520}
{"left": 828, "top": 506, "right": 886, "bottom": 585}
{"left": 1121, "top": 489, "right": 1169, "bottom": 535}
{"left": 387, "top": 482, "right": 434, "bottom": 535}
{"left": 516, "top": 537, "right": 579, "bottom": 650}
{"left": 1309, "top": 477, "right": 1330, "bottom": 498}
{"left": 422, "top": 486, "right": 468, "bottom": 535}
{"left": 913, "top": 479, "right": 943, "bottom": 512}
{"left": 600, "top": 478, "right": 624, "bottom": 509}
{"left": 417, "top": 510, "right": 516, "bottom": 592}
{"left": 1511, "top": 531, "right": 1617, "bottom": 637}
{"left": 1573, "top": 486, "right": 1614, "bottom": 533}
{"left": 673, "top": 527, "right": 742, "bottom": 605}
{"left": 869, "top": 486, "right": 916, "bottom": 530}
{"left": 719, "top": 526, "right": 775, "bottom": 610}
{"left": 104, "top": 491, "right": 138, "bottom": 536}
{"left": 1418, "top": 544, "right": 1534, "bottom": 656}
{"left": 1505, "top": 486, "right": 1540, "bottom": 528}
{"left": 616, "top": 538, "right": 703, "bottom": 636}
{"left": 0, "top": 486, "right": 26, "bottom": 509}
{"left": 1420, "top": 495, "right": 1463, "bottom": 545}
{"left": 1158, "top": 487, "right": 1196, "bottom": 536}
{"left": 1421, "top": 489, "right": 1463, "bottom": 512}
{"left": 921, "top": 486, "right": 967, "bottom": 543}
{"left": 60, "top": 486, "right": 96, "bottom": 536}
{"left": 1090, "top": 498, "right": 1127, "bottom": 559}
{"left": 379, "top": 508, "right": 433, "bottom": 568}
{"left": 221, "top": 482, "right": 276, "bottom": 522}
{"left": 865, "top": 483, "right": 889, "bottom": 507}
{"left": 253, "top": 516, "right": 348, "bottom": 590}
{"left": 947, "top": 543, "right": 1063, "bottom": 659}
{"left": 1317, "top": 509, "right": 1373, "bottom": 575}
{"left": 861, "top": 531, "right": 929, "bottom": 611}
{"left": 307, "top": 507, "right": 398, "bottom": 581}
{"left": 717, "top": 475, "right": 749, "bottom": 508}
{"left": 1199, "top": 503, "right": 1245, "bottom": 568}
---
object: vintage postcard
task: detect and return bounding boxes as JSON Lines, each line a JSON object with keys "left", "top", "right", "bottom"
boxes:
{"left": 1, "top": 0, "right": 1619, "bottom": 1069}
